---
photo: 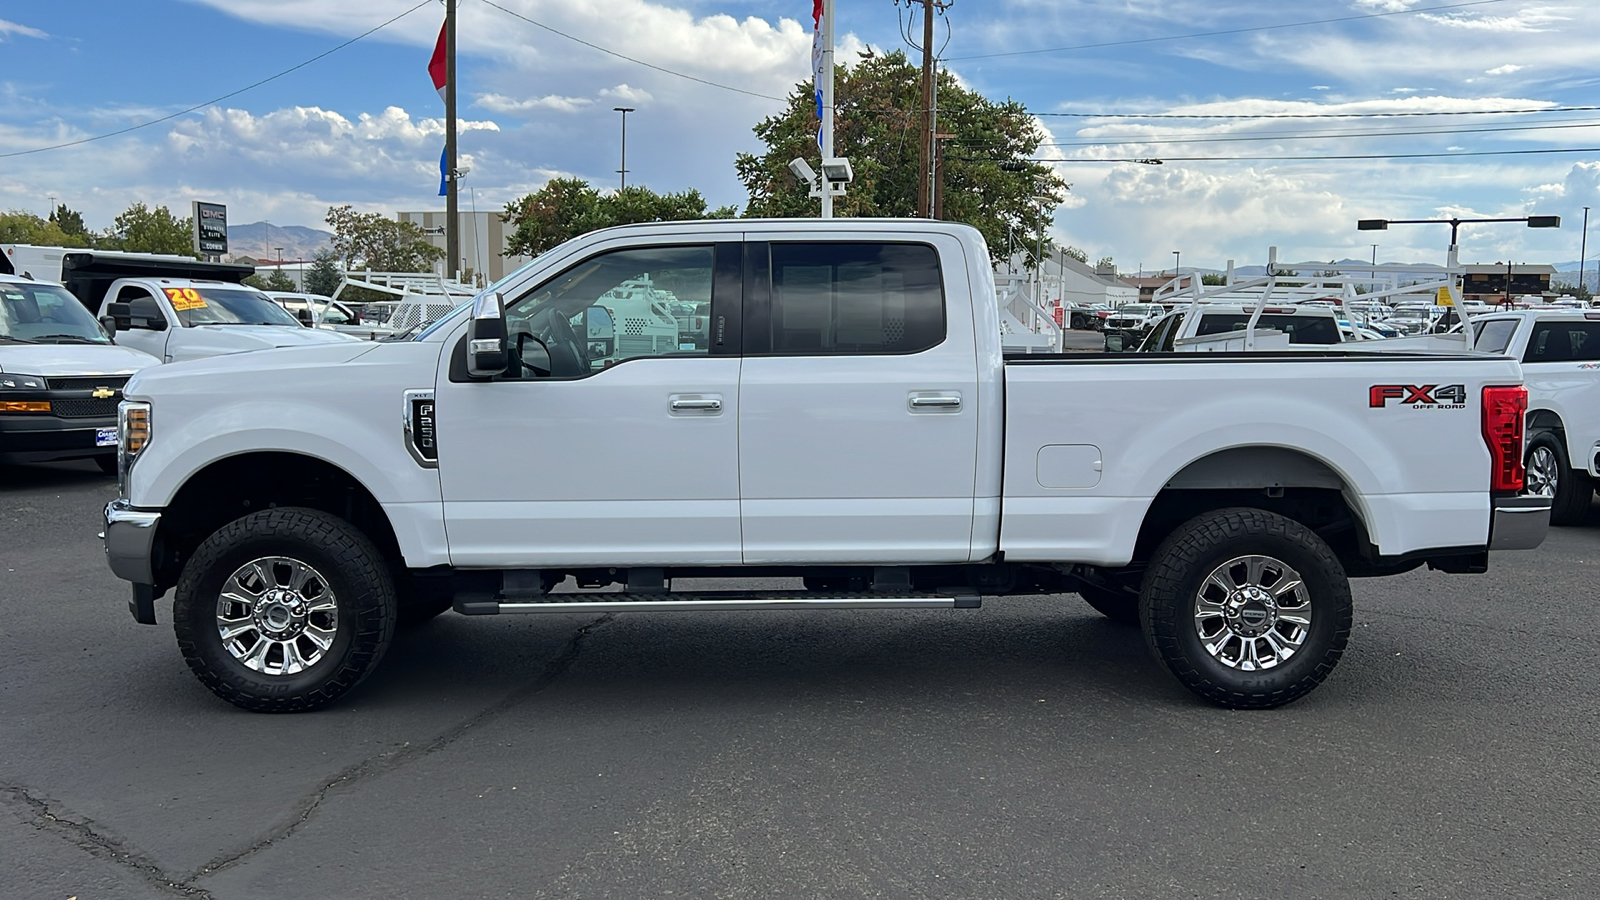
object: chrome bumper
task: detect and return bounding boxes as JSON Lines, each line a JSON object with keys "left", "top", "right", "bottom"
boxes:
{"left": 1488, "top": 496, "right": 1551, "bottom": 552}
{"left": 103, "top": 499, "right": 160, "bottom": 584}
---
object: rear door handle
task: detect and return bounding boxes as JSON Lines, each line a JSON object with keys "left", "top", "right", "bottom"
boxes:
{"left": 669, "top": 394, "right": 722, "bottom": 414}
{"left": 908, "top": 392, "right": 962, "bottom": 412}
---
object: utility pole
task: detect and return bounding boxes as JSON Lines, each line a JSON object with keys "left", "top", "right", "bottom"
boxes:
{"left": 614, "top": 107, "right": 635, "bottom": 189}
{"left": 444, "top": 0, "right": 459, "bottom": 281}
{"left": 913, "top": 0, "right": 952, "bottom": 218}
{"left": 1580, "top": 206, "right": 1590, "bottom": 297}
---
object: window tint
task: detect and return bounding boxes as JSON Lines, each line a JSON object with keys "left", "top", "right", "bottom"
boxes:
{"left": 763, "top": 242, "right": 944, "bottom": 355}
{"left": 1524, "top": 321, "right": 1600, "bottom": 362}
{"left": 505, "top": 245, "right": 714, "bottom": 376}
{"left": 1196, "top": 313, "right": 1340, "bottom": 345}
{"left": 1472, "top": 319, "right": 1519, "bottom": 355}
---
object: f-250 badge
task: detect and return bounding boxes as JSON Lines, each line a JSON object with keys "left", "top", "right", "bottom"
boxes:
{"left": 1369, "top": 384, "right": 1467, "bottom": 409}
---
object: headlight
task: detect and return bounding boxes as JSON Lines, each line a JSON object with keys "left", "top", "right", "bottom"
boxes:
{"left": 118, "top": 401, "right": 151, "bottom": 492}
{"left": 0, "top": 374, "right": 47, "bottom": 390}
{"left": 0, "top": 374, "right": 50, "bottom": 413}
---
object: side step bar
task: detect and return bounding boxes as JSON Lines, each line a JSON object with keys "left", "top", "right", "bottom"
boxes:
{"left": 455, "top": 590, "right": 982, "bottom": 616}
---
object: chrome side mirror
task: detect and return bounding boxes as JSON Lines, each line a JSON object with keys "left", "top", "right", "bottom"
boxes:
{"left": 466, "top": 291, "right": 508, "bottom": 378}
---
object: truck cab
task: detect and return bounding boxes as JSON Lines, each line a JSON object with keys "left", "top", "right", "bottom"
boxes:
{"left": 57, "top": 251, "right": 359, "bottom": 363}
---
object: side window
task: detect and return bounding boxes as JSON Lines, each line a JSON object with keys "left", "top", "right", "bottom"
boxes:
{"left": 758, "top": 242, "right": 944, "bottom": 355}
{"left": 504, "top": 245, "right": 715, "bottom": 377}
{"left": 1473, "top": 319, "right": 1518, "bottom": 355}
{"left": 1525, "top": 322, "right": 1600, "bottom": 362}
{"left": 115, "top": 286, "right": 155, "bottom": 304}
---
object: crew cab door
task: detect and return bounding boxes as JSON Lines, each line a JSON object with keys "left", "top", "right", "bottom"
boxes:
{"left": 433, "top": 237, "right": 745, "bottom": 567}
{"left": 737, "top": 236, "right": 980, "bottom": 563}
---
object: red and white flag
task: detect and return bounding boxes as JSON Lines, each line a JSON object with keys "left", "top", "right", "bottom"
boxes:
{"left": 428, "top": 19, "right": 448, "bottom": 100}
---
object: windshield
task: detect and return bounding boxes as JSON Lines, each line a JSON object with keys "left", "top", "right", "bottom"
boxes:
{"left": 0, "top": 282, "right": 112, "bottom": 344}
{"left": 1117, "top": 305, "right": 1159, "bottom": 316}
{"left": 1389, "top": 308, "right": 1431, "bottom": 321}
{"left": 1472, "top": 319, "right": 1519, "bottom": 355}
{"left": 163, "top": 287, "right": 302, "bottom": 326}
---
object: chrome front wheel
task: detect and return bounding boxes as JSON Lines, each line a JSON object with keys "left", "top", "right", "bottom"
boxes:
{"left": 217, "top": 557, "right": 340, "bottom": 676}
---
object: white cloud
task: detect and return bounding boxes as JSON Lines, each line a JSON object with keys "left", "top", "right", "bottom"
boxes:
{"left": 0, "top": 18, "right": 47, "bottom": 40}
{"left": 477, "top": 92, "right": 594, "bottom": 114}
{"left": 1485, "top": 64, "right": 1525, "bottom": 75}
{"left": 599, "top": 84, "right": 654, "bottom": 105}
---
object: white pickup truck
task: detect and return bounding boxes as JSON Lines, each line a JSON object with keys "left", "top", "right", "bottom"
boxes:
{"left": 56, "top": 252, "right": 359, "bottom": 363}
{"left": 102, "top": 220, "right": 1550, "bottom": 713}
{"left": 1471, "top": 309, "right": 1600, "bottom": 524}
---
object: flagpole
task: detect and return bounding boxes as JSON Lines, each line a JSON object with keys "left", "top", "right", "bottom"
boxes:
{"left": 820, "top": 0, "right": 834, "bottom": 219}
{"left": 444, "top": 0, "right": 459, "bottom": 280}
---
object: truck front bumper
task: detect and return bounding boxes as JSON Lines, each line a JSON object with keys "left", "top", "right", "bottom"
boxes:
{"left": 1488, "top": 495, "right": 1551, "bottom": 551}
{"left": 104, "top": 499, "right": 162, "bottom": 624}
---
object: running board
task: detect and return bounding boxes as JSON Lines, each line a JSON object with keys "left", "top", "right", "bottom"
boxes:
{"left": 454, "top": 590, "right": 981, "bottom": 616}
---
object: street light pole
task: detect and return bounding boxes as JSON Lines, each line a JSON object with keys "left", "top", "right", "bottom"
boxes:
{"left": 613, "top": 107, "right": 635, "bottom": 190}
{"left": 1580, "top": 206, "right": 1591, "bottom": 299}
{"left": 1172, "top": 250, "right": 1180, "bottom": 282}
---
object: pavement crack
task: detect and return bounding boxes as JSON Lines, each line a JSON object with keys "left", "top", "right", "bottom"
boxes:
{"left": 190, "top": 613, "right": 614, "bottom": 883}
{"left": 1, "top": 780, "right": 214, "bottom": 898}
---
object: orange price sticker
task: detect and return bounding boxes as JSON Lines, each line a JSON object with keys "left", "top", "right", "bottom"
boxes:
{"left": 163, "top": 287, "right": 207, "bottom": 311}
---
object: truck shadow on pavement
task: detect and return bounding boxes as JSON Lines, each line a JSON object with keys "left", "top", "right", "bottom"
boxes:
{"left": 351, "top": 602, "right": 1194, "bottom": 715}
{"left": 0, "top": 459, "right": 114, "bottom": 492}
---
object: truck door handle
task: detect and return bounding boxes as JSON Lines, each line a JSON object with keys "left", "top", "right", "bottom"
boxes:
{"left": 669, "top": 396, "right": 722, "bottom": 413}
{"left": 909, "top": 393, "right": 962, "bottom": 411}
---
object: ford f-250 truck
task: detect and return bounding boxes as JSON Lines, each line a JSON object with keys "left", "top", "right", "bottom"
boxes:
{"left": 102, "top": 220, "right": 1550, "bottom": 712}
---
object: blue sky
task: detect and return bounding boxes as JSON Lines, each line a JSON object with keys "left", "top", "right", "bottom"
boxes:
{"left": 3, "top": 0, "right": 1599, "bottom": 271}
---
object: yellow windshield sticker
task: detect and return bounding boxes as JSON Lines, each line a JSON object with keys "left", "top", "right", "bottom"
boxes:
{"left": 164, "top": 287, "right": 207, "bottom": 310}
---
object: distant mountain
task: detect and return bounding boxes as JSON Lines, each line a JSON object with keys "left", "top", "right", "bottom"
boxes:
{"left": 226, "top": 221, "right": 333, "bottom": 263}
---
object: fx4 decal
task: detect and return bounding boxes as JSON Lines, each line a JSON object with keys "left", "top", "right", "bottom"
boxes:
{"left": 1369, "top": 384, "right": 1467, "bottom": 409}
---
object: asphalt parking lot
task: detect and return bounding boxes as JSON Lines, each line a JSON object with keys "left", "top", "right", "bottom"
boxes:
{"left": 3, "top": 458, "right": 1597, "bottom": 900}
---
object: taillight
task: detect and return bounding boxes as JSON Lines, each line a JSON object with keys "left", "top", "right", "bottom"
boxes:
{"left": 1481, "top": 385, "right": 1527, "bottom": 493}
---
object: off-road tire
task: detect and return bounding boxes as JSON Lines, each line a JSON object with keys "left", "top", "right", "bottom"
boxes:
{"left": 1527, "top": 431, "right": 1593, "bottom": 526}
{"left": 1139, "top": 508, "right": 1352, "bottom": 709}
{"left": 1077, "top": 583, "right": 1139, "bottom": 626}
{"left": 173, "top": 507, "right": 396, "bottom": 712}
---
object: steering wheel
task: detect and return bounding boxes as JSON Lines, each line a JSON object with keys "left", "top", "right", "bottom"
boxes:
{"left": 545, "top": 309, "right": 587, "bottom": 376}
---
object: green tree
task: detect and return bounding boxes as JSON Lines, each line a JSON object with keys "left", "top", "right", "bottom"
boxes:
{"left": 0, "top": 209, "right": 87, "bottom": 247}
{"left": 1093, "top": 255, "right": 1114, "bottom": 269}
{"left": 325, "top": 205, "right": 444, "bottom": 273}
{"left": 243, "top": 269, "right": 297, "bottom": 291}
{"left": 106, "top": 202, "right": 196, "bottom": 256}
{"left": 49, "top": 204, "right": 91, "bottom": 242}
{"left": 1202, "top": 273, "right": 1228, "bottom": 286}
{"left": 303, "top": 248, "right": 343, "bottom": 297}
{"left": 734, "top": 49, "right": 1066, "bottom": 263}
{"left": 502, "top": 179, "right": 737, "bottom": 257}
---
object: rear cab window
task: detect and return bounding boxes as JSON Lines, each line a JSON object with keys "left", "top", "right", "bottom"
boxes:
{"left": 744, "top": 242, "right": 945, "bottom": 355}
{"left": 1471, "top": 319, "right": 1520, "bottom": 355}
{"left": 1195, "top": 313, "right": 1340, "bottom": 345}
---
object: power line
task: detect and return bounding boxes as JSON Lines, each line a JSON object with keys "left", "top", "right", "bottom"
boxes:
{"left": 948, "top": 0, "right": 1513, "bottom": 61}
{"left": 0, "top": 0, "right": 434, "bottom": 160}
{"left": 1019, "top": 119, "right": 1600, "bottom": 148}
{"left": 1033, "top": 105, "right": 1600, "bottom": 120}
{"left": 478, "top": 0, "right": 786, "bottom": 102}
{"left": 1031, "top": 146, "right": 1600, "bottom": 163}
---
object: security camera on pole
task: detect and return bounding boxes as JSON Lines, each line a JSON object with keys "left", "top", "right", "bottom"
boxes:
{"left": 790, "top": 0, "right": 851, "bottom": 217}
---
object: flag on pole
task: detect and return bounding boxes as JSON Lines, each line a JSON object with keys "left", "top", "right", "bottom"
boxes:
{"left": 428, "top": 20, "right": 448, "bottom": 101}
{"left": 429, "top": 18, "right": 447, "bottom": 194}
{"left": 811, "top": 0, "right": 824, "bottom": 124}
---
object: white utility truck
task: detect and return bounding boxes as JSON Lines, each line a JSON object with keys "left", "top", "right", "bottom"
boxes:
{"left": 52, "top": 252, "right": 359, "bottom": 363}
{"left": 1470, "top": 309, "right": 1600, "bottom": 524}
{"left": 0, "top": 272, "right": 158, "bottom": 471}
{"left": 103, "top": 220, "right": 1550, "bottom": 713}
